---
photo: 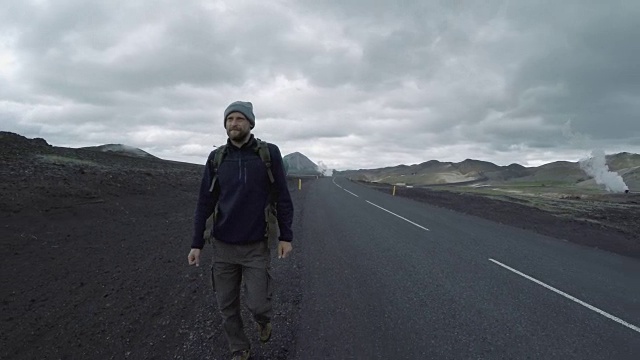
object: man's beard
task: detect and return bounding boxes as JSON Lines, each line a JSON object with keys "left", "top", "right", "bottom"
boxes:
{"left": 227, "top": 127, "right": 250, "bottom": 142}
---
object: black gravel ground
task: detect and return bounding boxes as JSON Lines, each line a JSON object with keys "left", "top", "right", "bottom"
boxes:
{"left": 2, "top": 132, "right": 638, "bottom": 359}
{"left": 0, "top": 132, "right": 304, "bottom": 360}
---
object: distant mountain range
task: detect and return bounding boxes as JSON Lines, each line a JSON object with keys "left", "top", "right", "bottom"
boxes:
{"left": 79, "top": 144, "right": 325, "bottom": 176}
{"left": 4, "top": 132, "right": 637, "bottom": 190}
{"left": 337, "top": 152, "right": 640, "bottom": 191}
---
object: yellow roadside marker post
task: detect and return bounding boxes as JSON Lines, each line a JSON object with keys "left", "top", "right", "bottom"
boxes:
{"left": 298, "top": 179, "right": 302, "bottom": 190}
{"left": 393, "top": 185, "right": 396, "bottom": 196}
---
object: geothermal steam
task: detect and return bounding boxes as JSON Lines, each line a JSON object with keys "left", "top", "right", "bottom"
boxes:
{"left": 579, "top": 149, "right": 629, "bottom": 193}
{"left": 316, "top": 161, "right": 331, "bottom": 176}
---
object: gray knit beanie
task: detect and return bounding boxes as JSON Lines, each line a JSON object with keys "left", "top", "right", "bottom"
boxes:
{"left": 223, "top": 101, "right": 255, "bottom": 129}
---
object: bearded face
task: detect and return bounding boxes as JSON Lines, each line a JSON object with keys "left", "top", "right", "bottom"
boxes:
{"left": 225, "top": 112, "right": 252, "bottom": 143}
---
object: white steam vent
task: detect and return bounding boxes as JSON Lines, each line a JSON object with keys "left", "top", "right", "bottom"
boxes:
{"left": 579, "top": 149, "right": 629, "bottom": 193}
{"left": 316, "top": 160, "right": 331, "bottom": 176}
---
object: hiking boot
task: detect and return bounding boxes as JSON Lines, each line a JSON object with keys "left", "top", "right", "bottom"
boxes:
{"left": 258, "top": 322, "right": 272, "bottom": 343}
{"left": 231, "top": 349, "right": 250, "bottom": 360}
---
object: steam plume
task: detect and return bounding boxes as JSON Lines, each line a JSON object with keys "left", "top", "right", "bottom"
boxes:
{"left": 579, "top": 149, "right": 628, "bottom": 193}
{"left": 316, "top": 161, "right": 331, "bottom": 176}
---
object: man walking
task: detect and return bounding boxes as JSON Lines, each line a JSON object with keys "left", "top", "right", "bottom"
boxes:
{"left": 188, "top": 101, "right": 294, "bottom": 360}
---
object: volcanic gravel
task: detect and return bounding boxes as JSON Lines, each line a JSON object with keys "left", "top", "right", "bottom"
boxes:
{"left": 0, "top": 132, "right": 303, "bottom": 359}
{"left": 1, "top": 132, "right": 638, "bottom": 359}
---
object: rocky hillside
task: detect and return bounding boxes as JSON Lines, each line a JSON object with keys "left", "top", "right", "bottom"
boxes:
{"left": 81, "top": 144, "right": 159, "bottom": 159}
{"left": 337, "top": 152, "right": 640, "bottom": 191}
{"left": 283, "top": 152, "right": 321, "bottom": 176}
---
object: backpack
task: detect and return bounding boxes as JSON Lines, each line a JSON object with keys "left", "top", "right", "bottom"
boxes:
{"left": 205, "top": 139, "right": 279, "bottom": 246}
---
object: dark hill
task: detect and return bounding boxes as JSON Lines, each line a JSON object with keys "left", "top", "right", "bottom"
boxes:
{"left": 81, "top": 144, "right": 159, "bottom": 159}
{"left": 283, "top": 152, "right": 320, "bottom": 176}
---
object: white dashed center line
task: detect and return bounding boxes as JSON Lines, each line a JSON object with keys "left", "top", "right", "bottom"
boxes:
{"left": 344, "top": 189, "right": 359, "bottom": 197}
{"left": 366, "top": 200, "right": 430, "bottom": 231}
{"left": 489, "top": 258, "right": 640, "bottom": 334}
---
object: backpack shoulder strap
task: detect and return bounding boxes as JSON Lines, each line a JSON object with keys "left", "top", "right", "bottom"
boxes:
{"left": 204, "top": 145, "right": 227, "bottom": 244}
{"left": 254, "top": 138, "right": 279, "bottom": 245}
{"left": 208, "top": 145, "right": 228, "bottom": 192}
{"left": 255, "top": 138, "right": 275, "bottom": 184}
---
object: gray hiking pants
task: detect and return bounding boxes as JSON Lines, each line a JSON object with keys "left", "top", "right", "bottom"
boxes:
{"left": 211, "top": 239, "right": 272, "bottom": 353}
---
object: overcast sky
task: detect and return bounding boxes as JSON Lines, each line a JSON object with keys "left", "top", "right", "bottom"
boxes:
{"left": 1, "top": 0, "right": 639, "bottom": 170}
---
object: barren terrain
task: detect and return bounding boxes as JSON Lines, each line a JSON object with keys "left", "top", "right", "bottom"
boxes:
{"left": 1, "top": 132, "right": 639, "bottom": 359}
{"left": 359, "top": 181, "right": 640, "bottom": 259}
{"left": 0, "top": 133, "right": 303, "bottom": 359}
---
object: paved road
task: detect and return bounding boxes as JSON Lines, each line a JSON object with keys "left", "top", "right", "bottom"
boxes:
{"left": 292, "top": 177, "right": 640, "bottom": 359}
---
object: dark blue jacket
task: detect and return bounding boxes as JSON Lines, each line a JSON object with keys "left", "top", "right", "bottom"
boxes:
{"left": 191, "top": 135, "right": 293, "bottom": 248}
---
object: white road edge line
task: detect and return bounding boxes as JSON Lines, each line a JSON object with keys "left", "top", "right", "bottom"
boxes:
{"left": 331, "top": 177, "right": 343, "bottom": 189}
{"left": 489, "top": 258, "right": 640, "bottom": 334}
{"left": 344, "top": 189, "right": 359, "bottom": 197}
{"left": 366, "top": 200, "right": 430, "bottom": 231}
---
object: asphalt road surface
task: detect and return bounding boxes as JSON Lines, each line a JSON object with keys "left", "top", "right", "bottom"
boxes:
{"left": 291, "top": 177, "right": 640, "bottom": 359}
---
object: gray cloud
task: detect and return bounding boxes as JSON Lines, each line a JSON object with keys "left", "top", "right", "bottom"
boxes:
{"left": 1, "top": 0, "right": 639, "bottom": 169}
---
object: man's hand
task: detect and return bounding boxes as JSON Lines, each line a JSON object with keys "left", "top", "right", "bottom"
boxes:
{"left": 188, "top": 248, "right": 201, "bottom": 266}
{"left": 277, "top": 241, "right": 292, "bottom": 259}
